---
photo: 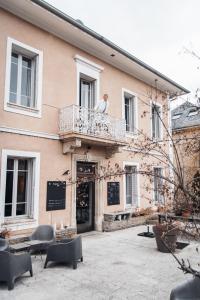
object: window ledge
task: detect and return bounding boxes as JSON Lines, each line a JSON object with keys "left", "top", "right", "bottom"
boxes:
{"left": 126, "top": 132, "right": 138, "bottom": 139}
{"left": 5, "top": 102, "right": 41, "bottom": 118}
{"left": 3, "top": 217, "right": 37, "bottom": 231}
{"left": 7, "top": 102, "right": 39, "bottom": 113}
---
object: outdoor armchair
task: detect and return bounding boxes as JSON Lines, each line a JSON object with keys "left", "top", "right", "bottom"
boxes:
{"left": 0, "top": 251, "right": 32, "bottom": 290}
{"left": 0, "top": 238, "right": 9, "bottom": 251}
{"left": 44, "top": 236, "right": 83, "bottom": 270}
{"left": 29, "top": 225, "right": 55, "bottom": 252}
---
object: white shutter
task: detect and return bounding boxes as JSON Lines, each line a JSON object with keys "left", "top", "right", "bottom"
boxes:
{"left": 125, "top": 166, "right": 138, "bottom": 206}
{"left": 131, "top": 167, "right": 138, "bottom": 206}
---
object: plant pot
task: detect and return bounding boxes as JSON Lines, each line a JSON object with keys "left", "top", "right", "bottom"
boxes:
{"left": 182, "top": 210, "right": 191, "bottom": 218}
{"left": 153, "top": 224, "right": 178, "bottom": 253}
{"left": 170, "top": 276, "right": 200, "bottom": 299}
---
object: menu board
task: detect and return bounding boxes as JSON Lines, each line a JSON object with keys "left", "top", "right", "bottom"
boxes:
{"left": 46, "top": 181, "right": 66, "bottom": 211}
{"left": 107, "top": 182, "right": 120, "bottom": 205}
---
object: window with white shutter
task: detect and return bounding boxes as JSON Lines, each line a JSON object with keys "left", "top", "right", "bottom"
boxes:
{"left": 124, "top": 93, "right": 135, "bottom": 134}
{"left": 125, "top": 165, "right": 138, "bottom": 207}
{"left": 152, "top": 104, "right": 161, "bottom": 139}
{"left": 153, "top": 167, "right": 164, "bottom": 204}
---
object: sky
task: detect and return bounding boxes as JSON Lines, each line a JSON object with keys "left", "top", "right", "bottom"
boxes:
{"left": 47, "top": 0, "right": 200, "bottom": 106}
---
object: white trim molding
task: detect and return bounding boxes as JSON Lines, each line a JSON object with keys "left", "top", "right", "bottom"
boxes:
{"left": 74, "top": 54, "right": 103, "bottom": 106}
{"left": 122, "top": 88, "right": 138, "bottom": 138}
{"left": 123, "top": 161, "right": 140, "bottom": 209}
{"left": 4, "top": 37, "right": 43, "bottom": 118}
{"left": 0, "top": 125, "right": 59, "bottom": 140}
{"left": 0, "top": 149, "right": 40, "bottom": 230}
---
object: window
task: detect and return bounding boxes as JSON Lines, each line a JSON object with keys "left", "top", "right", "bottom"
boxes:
{"left": 152, "top": 104, "right": 162, "bottom": 139}
{"left": 5, "top": 158, "right": 33, "bottom": 218}
{"left": 153, "top": 167, "right": 164, "bottom": 203}
{"left": 79, "top": 75, "right": 96, "bottom": 110}
{"left": 172, "top": 114, "right": 181, "bottom": 120}
{"left": 75, "top": 55, "right": 103, "bottom": 108}
{"left": 125, "top": 165, "right": 138, "bottom": 206}
{"left": 124, "top": 93, "right": 135, "bottom": 133}
{"left": 5, "top": 38, "right": 43, "bottom": 117}
{"left": 188, "top": 110, "right": 198, "bottom": 117}
{"left": 9, "top": 52, "right": 36, "bottom": 108}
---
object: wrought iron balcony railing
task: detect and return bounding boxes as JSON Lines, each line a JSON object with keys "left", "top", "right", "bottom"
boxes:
{"left": 59, "top": 105, "right": 126, "bottom": 142}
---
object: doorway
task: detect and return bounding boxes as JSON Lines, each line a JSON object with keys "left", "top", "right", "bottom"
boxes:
{"left": 76, "top": 162, "right": 96, "bottom": 233}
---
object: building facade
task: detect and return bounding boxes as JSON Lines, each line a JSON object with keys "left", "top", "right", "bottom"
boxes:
{"left": 0, "top": 0, "right": 188, "bottom": 236}
{"left": 172, "top": 101, "right": 200, "bottom": 186}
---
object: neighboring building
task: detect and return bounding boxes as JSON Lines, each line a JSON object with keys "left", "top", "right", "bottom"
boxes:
{"left": 0, "top": 0, "right": 189, "bottom": 236}
{"left": 172, "top": 101, "right": 200, "bottom": 184}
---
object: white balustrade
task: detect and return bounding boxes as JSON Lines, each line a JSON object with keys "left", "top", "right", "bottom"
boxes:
{"left": 59, "top": 105, "right": 126, "bottom": 142}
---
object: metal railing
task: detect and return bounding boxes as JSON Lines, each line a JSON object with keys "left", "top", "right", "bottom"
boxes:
{"left": 59, "top": 105, "right": 126, "bottom": 142}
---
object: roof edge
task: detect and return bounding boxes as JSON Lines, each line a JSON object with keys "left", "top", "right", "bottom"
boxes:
{"left": 31, "top": 0, "right": 189, "bottom": 94}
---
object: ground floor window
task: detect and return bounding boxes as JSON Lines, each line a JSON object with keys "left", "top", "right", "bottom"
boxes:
{"left": 5, "top": 158, "right": 33, "bottom": 218}
{"left": 153, "top": 167, "right": 164, "bottom": 204}
{"left": 125, "top": 165, "right": 138, "bottom": 207}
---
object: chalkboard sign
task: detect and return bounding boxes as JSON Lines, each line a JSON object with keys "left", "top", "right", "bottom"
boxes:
{"left": 46, "top": 181, "right": 66, "bottom": 211}
{"left": 107, "top": 182, "right": 120, "bottom": 205}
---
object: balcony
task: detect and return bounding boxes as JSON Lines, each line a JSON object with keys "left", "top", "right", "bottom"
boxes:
{"left": 59, "top": 105, "right": 127, "bottom": 157}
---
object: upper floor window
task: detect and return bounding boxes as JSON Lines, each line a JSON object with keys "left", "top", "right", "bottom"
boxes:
{"left": 123, "top": 90, "right": 137, "bottom": 135}
{"left": 5, "top": 38, "right": 43, "bottom": 118}
{"left": 79, "top": 75, "right": 96, "bottom": 110}
{"left": 10, "top": 52, "right": 36, "bottom": 108}
{"left": 152, "top": 104, "right": 162, "bottom": 139}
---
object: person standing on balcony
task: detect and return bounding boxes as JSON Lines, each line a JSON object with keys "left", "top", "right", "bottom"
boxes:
{"left": 94, "top": 94, "right": 109, "bottom": 134}
{"left": 94, "top": 94, "right": 109, "bottom": 114}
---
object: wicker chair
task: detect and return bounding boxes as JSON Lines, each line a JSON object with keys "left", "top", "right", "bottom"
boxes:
{"left": 0, "top": 238, "right": 9, "bottom": 252}
{"left": 0, "top": 251, "right": 32, "bottom": 290}
{"left": 44, "top": 236, "right": 83, "bottom": 270}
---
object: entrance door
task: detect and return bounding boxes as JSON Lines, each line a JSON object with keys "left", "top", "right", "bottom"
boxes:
{"left": 76, "top": 162, "right": 96, "bottom": 233}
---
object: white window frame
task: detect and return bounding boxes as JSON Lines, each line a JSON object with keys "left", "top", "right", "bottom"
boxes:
{"left": 74, "top": 55, "right": 103, "bottom": 107}
{"left": 122, "top": 88, "right": 138, "bottom": 137}
{"left": 4, "top": 158, "right": 31, "bottom": 218}
{"left": 152, "top": 166, "right": 164, "bottom": 205}
{"left": 4, "top": 37, "right": 43, "bottom": 118}
{"left": 123, "top": 161, "right": 140, "bottom": 209}
{"left": 150, "top": 101, "right": 163, "bottom": 140}
{"left": 0, "top": 149, "right": 40, "bottom": 230}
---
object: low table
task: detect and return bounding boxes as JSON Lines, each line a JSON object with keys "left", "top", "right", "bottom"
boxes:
{"left": 10, "top": 240, "right": 52, "bottom": 253}
{"left": 10, "top": 242, "right": 30, "bottom": 253}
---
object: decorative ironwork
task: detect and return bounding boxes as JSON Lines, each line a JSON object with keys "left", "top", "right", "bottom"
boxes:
{"left": 59, "top": 105, "right": 126, "bottom": 142}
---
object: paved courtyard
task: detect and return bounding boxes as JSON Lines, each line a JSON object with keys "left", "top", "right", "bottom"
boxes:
{"left": 0, "top": 225, "right": 199, "bottom": 300}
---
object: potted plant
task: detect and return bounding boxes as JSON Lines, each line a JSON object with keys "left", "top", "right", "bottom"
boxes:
{"left": 153, "top": 221, "right": 180, "bottom": 253}
{"left": 0, "top": 227, "right": 11, "bottom": 239}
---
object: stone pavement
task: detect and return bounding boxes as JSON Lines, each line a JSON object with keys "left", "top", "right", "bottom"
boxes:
{"left": 0, "top": 225, "right": 199, "bottom": 300}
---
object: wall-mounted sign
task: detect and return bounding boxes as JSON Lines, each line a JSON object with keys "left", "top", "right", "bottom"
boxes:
{"left": 107, "top": 182, "right": 120, "bottom": 206}
{"left": 46, "top": 181, "right": 66, "bottom": 211}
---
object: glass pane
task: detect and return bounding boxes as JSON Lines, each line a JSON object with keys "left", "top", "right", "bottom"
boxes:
{"left": 9, "top": 55, "right": 18, "bottom": 103}
{"left": 9, "top": 92, "right": 17, "bottom": 103}
{"left": 5, "top": 171, "right": 13, "bottom": 204}
{"left": 7, "top": 158, "right": 14, "bottom": 170}
{"left": 17, "top": 171, "right": 27, "bottom": 203}
{"left": 18, "top": 159, "right": 28, "bottom": 170}
{"left": 125, "top": 98, "right": 130, "bottom": 131}
{"left": 22, "top": 56, "right": 32, "bottom": 68}
{"left": 4, "top": 205, "right": 12, "bottom": 217}
{"left": 11, "top": 53, "right": 18, "bottom": 64}
{"left": 16, "top": 203, "right": 26, "bottom": 216}
{"left": 21, "top": 66, "right": 31, "bottom": 107}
